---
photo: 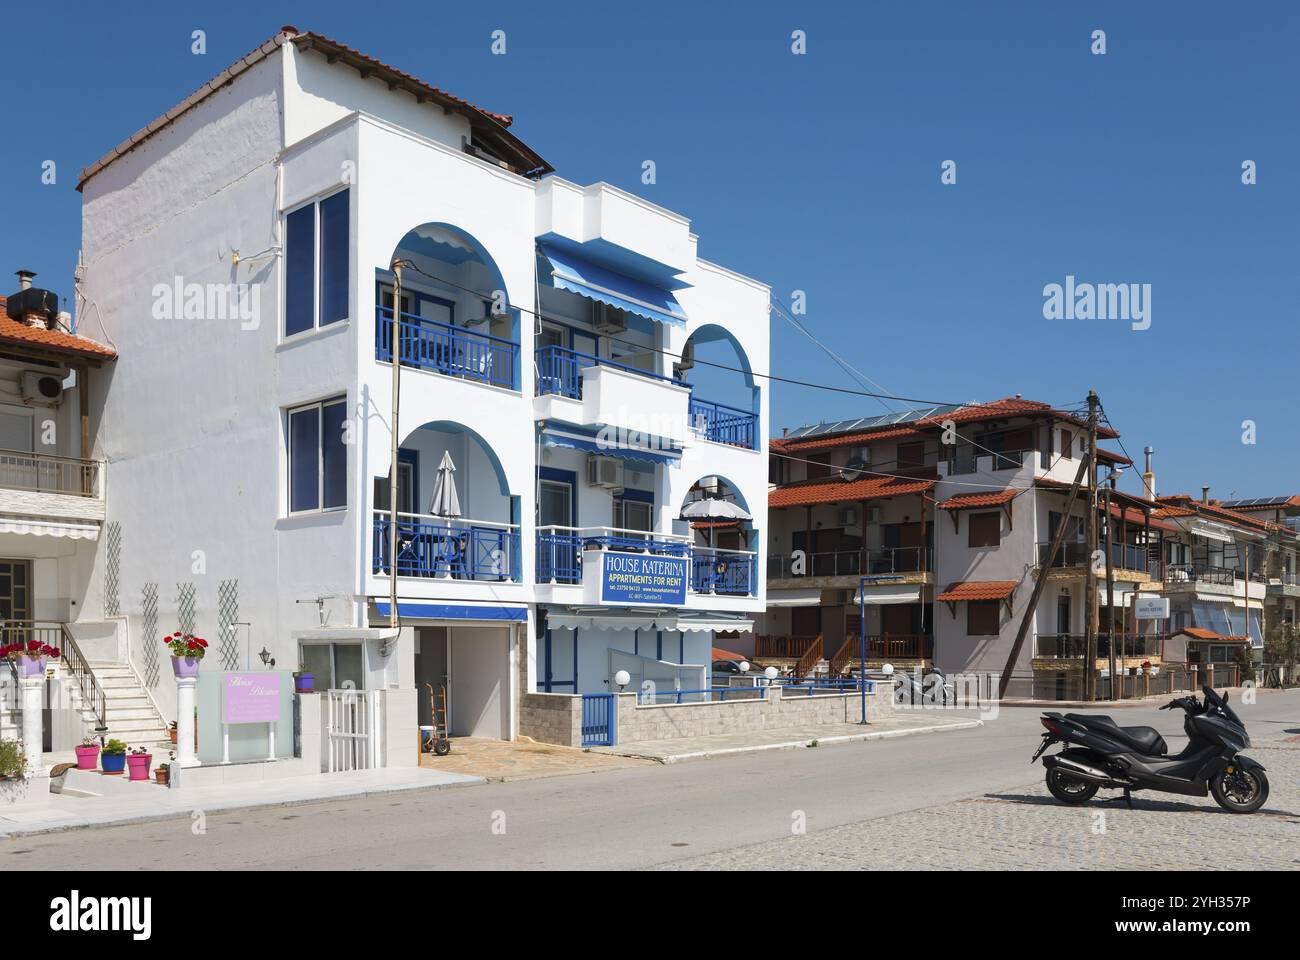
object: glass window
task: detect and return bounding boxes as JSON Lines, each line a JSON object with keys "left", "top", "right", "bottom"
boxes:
{"left": 285, "top": 203, "right": 316, "bottom": 337}
{"left": 285, "top": 189, "right": 350, "bottom": 337}
{"left": 318, "top": 190, "right": 350, "bottom": 326}
{"left": 287, "top": 397, "right": 347, "bottom": 514}
{"left": 288, "top": 405, "right": 320, "bottom": 512}
{"left": 539, "top": 480, "right": 572, "bottom": 527}
{"left": 299, "top": 642, "right": 365, "bottom": 691}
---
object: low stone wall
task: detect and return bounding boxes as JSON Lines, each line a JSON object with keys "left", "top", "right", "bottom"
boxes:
{"left": 517, "top": 683, "right": 892, "bottom": 748}
{"left": 519, "top": 692, "right": 584, "bottom": 748}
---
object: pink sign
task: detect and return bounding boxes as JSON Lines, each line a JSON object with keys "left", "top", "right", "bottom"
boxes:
{"left": 223, "top": 673, "right": 282, "bottom": 724}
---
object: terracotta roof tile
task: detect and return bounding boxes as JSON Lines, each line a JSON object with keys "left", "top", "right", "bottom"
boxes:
{"left": 0, "top": 299, "right": 116, "bottom": 361}
{"left": 1154, "top": 495, "right": 1279, "bottom": 533}
{"left": 712, "top": 647, "right": 746, "bottom": 662}
{"left": 938, "top": 489, "right": 1018, "bottom": 510}
{"left": 769, "top": 475, "right": 935, "bottom": 509}
{"left": 937, "top": 580, "right": 1018, "bottom": 602}
{"left": 1179, "top": 627, "right": 1222, "bottom": 640}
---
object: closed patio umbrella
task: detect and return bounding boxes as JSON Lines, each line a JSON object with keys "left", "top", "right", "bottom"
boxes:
{"left": 429, "top": 451, "right": 462, "bottom": 518}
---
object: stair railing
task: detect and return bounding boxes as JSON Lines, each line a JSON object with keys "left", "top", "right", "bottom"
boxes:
{"left": 795, "top": 635, "right": 824, "bottom": 679}
{"left": 58, "top": 624, "right": 106, "bottom": 727}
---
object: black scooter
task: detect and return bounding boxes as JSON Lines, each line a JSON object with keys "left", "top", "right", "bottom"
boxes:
{"left": 1031, "top": 685, "right": 1269, "bottom": 813}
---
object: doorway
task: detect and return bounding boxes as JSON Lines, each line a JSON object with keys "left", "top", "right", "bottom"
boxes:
{"left": 414, "top": 627, "right": 449, "bottom": 727}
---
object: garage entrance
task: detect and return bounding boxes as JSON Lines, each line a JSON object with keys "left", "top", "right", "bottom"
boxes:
{"left": 414, "top": 624, "right": 512, "bottom": 739}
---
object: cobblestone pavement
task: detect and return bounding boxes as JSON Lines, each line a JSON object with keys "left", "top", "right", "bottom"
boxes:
{"left": 658, "top": 731, "right": 1300, "bottom": 871}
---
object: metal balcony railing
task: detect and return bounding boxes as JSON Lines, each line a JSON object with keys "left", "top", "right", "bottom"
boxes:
{"left": 767, "top": 546, "right": 930, "bottom": 579}
{"left": 688, "top": 397, "right": 757, "bottom": 450}
{"left": 372, "top": 511, "right": 521, "bottom": 582}
{"left": 535, "top": 345, "right": 684, "bottom": 400}
{"left": 376, "top": 305, "right": 519, "bottom": 390}
{"left": 0, "top": 449, "right": 102, "bottom": 498}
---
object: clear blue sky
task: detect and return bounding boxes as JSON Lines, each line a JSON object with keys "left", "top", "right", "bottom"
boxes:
{"left": 2, "top": 1, "right": 1296, "bottom": 498}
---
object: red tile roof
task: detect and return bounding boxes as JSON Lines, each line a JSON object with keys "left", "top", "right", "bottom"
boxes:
{"left": 712, "top": 647, "right": 746, "bottom": 662}
{"left": 773, "top": 397, "right": 1117, "bottom": 453}
{"left": 0, "top": 299, "right": 117, "bottom": 361}
{"left": 937, "top": 580, "right": 1018, "bottom": 602}
{"left": 1175, "top": 628, "right": 1248, "bottom": 643}
{"left": 1153, "top": 495, "right": 1280, "bottom": 534}
{"left": 937, "top": 489, "right": 1018, "bottom": 511}
{"left": 1096, "top": 447, "right": 1131, "bottom": 465}
{"left": 769, "top": 474, "right": 935, "bottom": 509}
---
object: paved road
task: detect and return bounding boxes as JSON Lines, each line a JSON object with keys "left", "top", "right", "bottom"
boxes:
{"left": 7, "top": 691, "right": 1298, "bottom": 870}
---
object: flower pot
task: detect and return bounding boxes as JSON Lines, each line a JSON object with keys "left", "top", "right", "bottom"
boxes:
{"left": 16, "top": 654, "right": 47, "bottom": 678}
{"left": 169, "top": 728, "right": 178, "bottom": 744}
{"left": 155, "top": 766, "right": 169, "bottom": 786}
{"left": 126, "top": 754, "right": 152, "bottom": 781}
{"left": 74, "top": 744, "right": 101, "bottom": 770}
{"left": 101, "top": 753, "right": 126, "bottom": 775}
{"left": 170, "top": 655, "right": 201, "bottom": 678}
{"left": 295, "top": 672, "right": 315, "bottom": 694}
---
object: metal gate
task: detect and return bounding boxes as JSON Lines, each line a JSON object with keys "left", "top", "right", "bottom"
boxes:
{"left": 326, "top": 689, "right": 383, "bottom": 772}
{"left": 580, "top": 693, "right": 615, "bottom": 747}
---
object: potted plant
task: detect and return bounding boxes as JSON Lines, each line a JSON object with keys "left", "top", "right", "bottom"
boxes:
{"left": 0, "top": 639, "right": 61, "bottom": 678}
{"left": 294, "top": 665, "right": 315, "bottom": 694}
{"left": 74, "top": 736, "right": 101, "bottom": 770}
{"left": 0, "top": 739, "right": 26, "bottom": 781}
{"left": 163, "top": 632, "right": 208, "bottom": 677}
{"left": 100, "top": 738, "right": 127, "bottom": 775}
{"left": 168, "top": 721, "right": 178, "bottom": 745}
{"left": 155, "top": 758, "right": 171, "bottom": 786}
{"left": 126, "top": 746, "right": 152, "bottom": 782}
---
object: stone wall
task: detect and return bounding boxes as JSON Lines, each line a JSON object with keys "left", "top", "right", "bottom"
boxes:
{"left": 519, "top": 692, "right": 584, "bottom": 748}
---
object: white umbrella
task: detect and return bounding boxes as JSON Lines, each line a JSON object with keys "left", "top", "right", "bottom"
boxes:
{"left": 679, "top": 498, "right": 751, "bottom": 521}
{"left": 429, "top": 451, "right": 462, "bottom": 518}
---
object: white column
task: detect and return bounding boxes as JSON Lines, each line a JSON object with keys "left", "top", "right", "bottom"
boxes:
{"left": 174, "top": 676, "right": 201, "bottom": 768}
{"left": 19, "top": 676, "right": 44, "bottom": 776}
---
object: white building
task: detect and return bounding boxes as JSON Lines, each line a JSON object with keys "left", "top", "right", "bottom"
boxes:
{"left": 76, "top": 27, "right": 768, "bottom": 748}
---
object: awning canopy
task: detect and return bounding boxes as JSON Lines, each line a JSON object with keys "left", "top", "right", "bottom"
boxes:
{"left": 937, "top": 580, "right": 1017, "bottom": 603}
{"left": 541, "top": 426, "right": 682, "bottom": 466}
{"left": 0, "top": 517, "right": 100, "bottom": 539}
{"left": 371, "top": 602, "right": 528, "bottom": 622}
{"left": 538, "top": 242, "right": 687, "bottom": 328}
{"left": 766, "top": 588, "right": 823, "bottom": 608}
{"left": 1190, "top": 523, "right": 1234, "bottom": 543}
{"left": 937, "top": 489, "right": 1017, "bottom": 511}
{"left": 546, "top": 611, "right": 751, "bottom": 634}
{"left": 851, "top": 584, "right": 923, "bottom": 605}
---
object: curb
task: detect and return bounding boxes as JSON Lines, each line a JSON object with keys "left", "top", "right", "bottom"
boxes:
{"left": 611, "top": 718, "right": 984, "bottom": 764}
{"left": 0, "top": 774, "right": 485, "bottom": 839}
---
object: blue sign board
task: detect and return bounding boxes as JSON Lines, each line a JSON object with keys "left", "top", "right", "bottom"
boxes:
{"left": 601, "top": 552, "right": 688, "bottom": 605}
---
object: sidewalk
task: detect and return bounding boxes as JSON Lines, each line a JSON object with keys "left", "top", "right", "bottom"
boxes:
{"left": 0, "top": 766, "right": 483, "bottom": 838}
{"left": 592, "top": 713, "right": 982, "bottom": 762}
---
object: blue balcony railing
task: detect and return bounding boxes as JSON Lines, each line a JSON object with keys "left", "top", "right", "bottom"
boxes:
{"left": 691, "top": 548, "right": 757, "bottom": 596}
{"left": 535, "top": 527, "right": 758, "bottom": 597}
{"left": 688, "top": 397, "right": 757, "bottom": 450}
{"left": 373, "top": 511, "right": 521, "bottom": 581}
{"left": 376, "top": 305, "right": 519, "bottom": 390}
{"left": 535, "top": 345, "right": 686, "bottom": 400}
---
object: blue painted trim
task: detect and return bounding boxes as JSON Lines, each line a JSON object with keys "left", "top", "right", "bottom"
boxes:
{"left": 618, "top": 488, "right": 654, "bottom": 503}
{"left": 373, "top": 602, "right": 527, "bottom": 622}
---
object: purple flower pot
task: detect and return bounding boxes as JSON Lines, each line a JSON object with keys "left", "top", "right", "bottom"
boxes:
{"left": 170, "top": 656, "right": 201, "bottom": 678}
{"left": 295, "top": 673, "right": 315, "bottom": 694}
{"left": 16, "top": 655, "right": 47, "bottom": 678}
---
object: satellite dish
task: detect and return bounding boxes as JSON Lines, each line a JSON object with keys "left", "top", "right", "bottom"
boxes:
{"left": 840, "top": 456, "right": 865, "bottom": 481}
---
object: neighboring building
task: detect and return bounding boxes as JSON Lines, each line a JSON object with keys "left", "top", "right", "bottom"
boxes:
{"left": 1216, "top": 495, "right": 1300, "bottom": 641}
{"left": 76, "top": 27, "right": 768, "bottom": 746}
{"left": 0, "top": 272, "right": 124, "bottom": 748}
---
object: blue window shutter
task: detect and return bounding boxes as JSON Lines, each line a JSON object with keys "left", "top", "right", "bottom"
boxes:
{"left": 289, "top": 406, "right": 321, "bottom": 511}
{"left": 285, "top": 204, "right": 316, "bottom": 336}
{"left": 321, "top": 399, "right": 348, "bottom": 509}
{"left": 319, "top": 189, "right": 350, "bottom": 326}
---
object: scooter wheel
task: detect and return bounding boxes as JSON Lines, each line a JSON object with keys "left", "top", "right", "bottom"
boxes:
{"left": 1210, "top": 766, "right": 1268, "bottom": 814}
{"left": 1046, "top": 768, "right": 1099, "bottom": 805}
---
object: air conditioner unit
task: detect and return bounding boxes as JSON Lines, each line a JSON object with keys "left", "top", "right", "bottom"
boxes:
{"left": 21, "top": 371, "right": 67, "bottom": 404}
{"left": 837, "top": 507, "right": 858, "bottom": 527}
{"left": 594, "top": 302, "right": 628, "bottom": 334}
{"left": 586, "top": 455, "right": 625, "bottom": 490}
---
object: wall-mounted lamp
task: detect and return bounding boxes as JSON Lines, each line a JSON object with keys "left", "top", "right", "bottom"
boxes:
{"left": 258, "top": 647, "right": 276, "bottom": 668}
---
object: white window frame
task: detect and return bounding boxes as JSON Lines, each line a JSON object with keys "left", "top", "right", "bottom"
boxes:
{"left": 283, "top": 187, "right": 351, "bottom": 340}
{"left": 287, "top": 396, "right": 348, "bottom": 516}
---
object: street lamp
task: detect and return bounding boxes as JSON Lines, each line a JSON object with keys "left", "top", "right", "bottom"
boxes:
{"left": 614, "top": 669, "right": 630, "bottom": 693}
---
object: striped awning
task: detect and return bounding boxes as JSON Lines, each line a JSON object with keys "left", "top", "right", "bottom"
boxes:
{"left": 0, "top": 517, "right": 100, "bottom": 539}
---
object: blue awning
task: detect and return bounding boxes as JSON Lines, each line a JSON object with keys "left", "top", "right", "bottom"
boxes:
{"left": 538, "top": 242, "right": 687, "bottom": 327}
{"left": 541, "top": 426, "right": 682, "bottom": 466}
{"left": 372, "top": 602, "right": 528, "bottom": 622}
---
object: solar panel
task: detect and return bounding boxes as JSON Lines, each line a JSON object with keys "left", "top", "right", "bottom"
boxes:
{"left": 783, "top": 402, "right": 975, "bottom": 443}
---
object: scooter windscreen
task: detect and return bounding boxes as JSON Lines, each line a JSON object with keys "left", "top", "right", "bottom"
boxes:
{"left": 1203, "top": 685, "right": 1243, "bottom": 726}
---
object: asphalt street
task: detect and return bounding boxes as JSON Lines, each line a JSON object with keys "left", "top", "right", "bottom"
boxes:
{"left": 7, "top": 690, "right": 1298, "bottom": 870}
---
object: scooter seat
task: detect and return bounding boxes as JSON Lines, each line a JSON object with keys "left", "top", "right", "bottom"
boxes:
{"left": 1064, "top": 713, "right": 1168, "bottom": 755}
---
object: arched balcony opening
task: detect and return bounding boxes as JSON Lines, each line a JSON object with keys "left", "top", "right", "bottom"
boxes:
{"left": 372, "top": 421, "right": 521, "bottom": 582}
{"left": 376, "top": 223, "right": 520, "bottom": 390}
{"left": 678, "top": 476, "right": 758, "bottom": 597}
{"left": 678, "top": 324, "right": 759, "bottom": 450}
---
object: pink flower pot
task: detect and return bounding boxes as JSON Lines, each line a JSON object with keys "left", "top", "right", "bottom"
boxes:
{"left": 170, "top": 656, "right": 201, "bottom": 678}
{"left": 16, "top": 654, "right": 46, "bottom": 678}
{"left": 74, "top": 744, "right": 101, "bottom": 770}
{"left": 126, "top": 754, "right": 152, "bottom": 781}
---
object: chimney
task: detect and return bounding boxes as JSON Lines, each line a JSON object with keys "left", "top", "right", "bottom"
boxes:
{"left": 1202, "top": 485, "right": 1211, "bottom": 505}
{"left": 6, "top": 270, "right": 59, "bottom": 330}
{"left": 1141, "top": 446, "right": 1156, "bottom": 502}
{"left": 16, "top": 269, "right": 34, "bottom": 291}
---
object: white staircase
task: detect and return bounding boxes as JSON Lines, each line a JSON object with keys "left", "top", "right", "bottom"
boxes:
{"left": 87, "top": 661, "right": 170, "bottom": 749}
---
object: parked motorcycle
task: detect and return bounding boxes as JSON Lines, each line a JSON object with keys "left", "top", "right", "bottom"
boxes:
{"left": 893, "top": 666, "right": 955, "bottom": 706}
{"left": 1031, "top": 686, "right": 1269, "bottom": 813}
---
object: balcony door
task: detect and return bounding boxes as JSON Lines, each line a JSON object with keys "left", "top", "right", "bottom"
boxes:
{"left": 0, "top": 560, "right": 33, "bottom": 625}
{"left": 0, "top": 404, "right": 37, "bottom": 493}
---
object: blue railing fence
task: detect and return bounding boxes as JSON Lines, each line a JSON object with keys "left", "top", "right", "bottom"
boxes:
{"left": 535, "top": 344, "right": 684, "bottom": 400}
{"left": 376, "top": 305, "right": 519, "bottom": 390}
{"left": 580, "top": 693, "right": 616, "bottom": 746}
{"left": 688, "top": 396, "right": 757, "bottom": 450}
{"left": 372, "top": 512, "right": 520, "bottom": 582}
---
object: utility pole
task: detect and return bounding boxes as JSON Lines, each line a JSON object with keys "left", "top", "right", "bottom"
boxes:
{"left": 1084, "top": 390, "right": 1100, "bottom": 701}
{"left": 1104, "top": 471, "right": 1117, "bottom": 698}
{"left": 389, "top": 259, "right": 404, "bottom": 631}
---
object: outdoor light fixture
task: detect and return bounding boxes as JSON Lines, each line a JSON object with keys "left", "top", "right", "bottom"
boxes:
{"left": 881, "top": 663, "right": 895, "bottom": 676}
{"left": 614, "top": 669, "right": 631, "bottom": 692}
{"left": 738, "top": 660, "right": 750, "bottom": 673}
{"left": 258, "top": 647, "right": 275, "bottom": 668}
{"left": 764, "top": 666, "right": 778, "bottom": 681}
